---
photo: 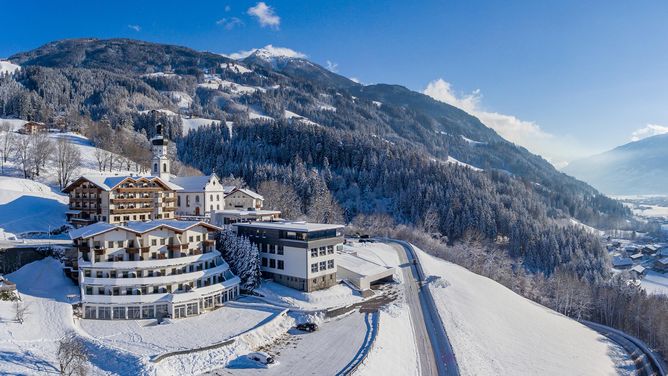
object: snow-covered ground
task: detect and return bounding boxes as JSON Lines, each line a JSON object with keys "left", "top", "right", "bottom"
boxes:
{"left": 415, "top": 246, "right": 634, "bottom": 376}
{"left": 444, "top": 156, "right": 482, "bottom": 171}
{"left": 349, "top": 242, "right": 420, "bottom": 376}
{"left": 0, "top": 176, "right": 68, "bottom": 239}
{"left": 256, "top": 281, "right": 363, "bottom": 311}
{"left": 283, "top": 110, "right": 320, "bottom": 127}
{"left": 160, "top": 91, "right": 193, "bottom": 109}
{"left": 79, "top": 301, "right": 281, "bottom": 356}
{"left": 181, "top": 117, "right": 223, "bottom": 135}
{"left": 0, "top": 60, "right": 20, "bottom": 75}
{"left": 640, "top": 270, "right": 668, "bottom": 296}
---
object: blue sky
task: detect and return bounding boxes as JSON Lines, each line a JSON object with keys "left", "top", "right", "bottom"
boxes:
{"left": 2, "top": 1, "right": 668, "bottom": 165}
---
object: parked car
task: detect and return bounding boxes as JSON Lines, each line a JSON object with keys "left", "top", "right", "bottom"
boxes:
{"left": 296, "top": 322, "right": 318, "bottom": 332}
{"left": 248, "top": 351, "right": 274, "bottom": 365}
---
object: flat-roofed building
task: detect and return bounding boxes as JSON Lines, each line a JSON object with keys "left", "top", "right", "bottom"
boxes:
{"left": 71, "top": 220, "right": 240, "bottom": 320}
{"left": 211, "top": 209, "right": 282, "bottom": 226}
{"left": 233, "top": 221, "right": 344, "bottom": 292}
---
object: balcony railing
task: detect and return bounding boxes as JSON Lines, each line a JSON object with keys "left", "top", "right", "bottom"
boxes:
{"left": 163, "top": 206, "right": 177, "bottom": 212}
{"left": 110, "top": 197, "right": 153, "bottom": 204}
{"left": 116, "top": 186, "right": 162, "bottom": 193}
{"left": 110, "top": 207, "right": 153, "bottom": 214}
{"left": 168, "top": 244, "right": 188, "bottom": 251}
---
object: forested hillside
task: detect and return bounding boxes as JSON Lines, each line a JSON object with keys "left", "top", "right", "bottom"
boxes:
{"left": 0, "top": 38, "right": 635, "bottom": 279}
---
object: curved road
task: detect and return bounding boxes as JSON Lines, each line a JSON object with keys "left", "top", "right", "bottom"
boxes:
{"left": 383, "top": 239, "right": 460, "bottom": 376}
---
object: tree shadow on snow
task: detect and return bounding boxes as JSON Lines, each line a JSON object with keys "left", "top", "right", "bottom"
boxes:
{"left": 226, "top": 355, "right": 266, "bottom": 369}
{"left": 0, "top": 350, "right": 59, "bottom": 375}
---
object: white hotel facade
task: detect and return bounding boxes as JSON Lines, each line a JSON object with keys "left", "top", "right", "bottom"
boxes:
{"left": 71, "top": 220, "right": 240, "bottom": 320}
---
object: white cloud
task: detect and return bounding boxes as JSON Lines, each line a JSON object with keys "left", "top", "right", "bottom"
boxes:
{"left": 226, "top": 44, "right": 306, "bottom": 60}
{"left": 423, "top": 78, "right": 589, "bottom": 168}
{"left": 127, "top": 24, "right": 141, "bottom": 32}
{"left": 216, "top": 17, "right": 244, "bottom": 30}
{"left": 247, "top": 2, "right": 280, "bottom": 29}
{"left": 630, "top": 124, "right": 668, "bottom": 141}
{"left": 325, "top": 60, "right": 338, "bottom": 73}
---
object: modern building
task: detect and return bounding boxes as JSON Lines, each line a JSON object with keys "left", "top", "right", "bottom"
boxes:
{"left": 336, "top": 250, "right": 394, "bottom": 297}
{"left": 211, "top": 209, "right": 282, "bottom": 226}
{"left": 224, "top": 188, "right": 264, "bottom": 211}
{"left": 233, "top": 221, "right": 344, "bottom": 292}
{"left": 63, "top": 175, "right": 179, "bottom": 227}
{"left": 171, "top": 174, "right": 226, "bottom": 217}
{"left": 71, "top": 220, "right": 240, "bottom": 320}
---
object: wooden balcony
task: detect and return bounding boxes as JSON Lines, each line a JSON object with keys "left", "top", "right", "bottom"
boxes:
{"left": 110, "top": 207, "right": 153, "bottom": 214}
{"left": 163, "top": 196, "right": 177, "bottom": 202}
{"left": 116, "top": 186, "right": 161, "bottom": 193}
{"left": 168, "top": 244, "right": 188, "bottom": 251}
{"left": 110, "top": 197, "right": 153, "bottom": 204}
{"left": 163, "top": 206, "right": 177, "bottom": 212}
{"left": 203, "top": 239, "right": 215, "bottom": 246}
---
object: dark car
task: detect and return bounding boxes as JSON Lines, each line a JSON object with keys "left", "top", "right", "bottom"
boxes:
{"left": 296, "top": 323, "right": 318, "bottom": 332}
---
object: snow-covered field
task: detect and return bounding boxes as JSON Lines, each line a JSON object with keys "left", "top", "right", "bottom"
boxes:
{"left": 256, "top": 281, "right": 363, "bottom": 311}
{"left": 79, "top": 301, "right": 281, "bottom": 356}
{"left": 640, "top": 270, "right": 668, "bottom": 296}
{"left": 181, "top": 117, "right": 223, "bottom": 135}
{"left": 0, "top": 176, "right": 68, "bottom": 239}
{"left": 0, "top": 60, "right": 20, "bottom": 75}
{"left": 415, "top": 246, "right": 633, "bottom": 376}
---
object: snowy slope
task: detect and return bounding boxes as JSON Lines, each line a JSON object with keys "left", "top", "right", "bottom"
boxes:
{"left": 0, "top": 176, "right": 68, "bottom": 239}
{"left": 0, "top": 60, "right": 20, "bottom": 74}
{"left": 416, "top": 247, "right": 633, "bottom": 376}
{"left": 181, "top": 117, "right": 222, "bottom": 135}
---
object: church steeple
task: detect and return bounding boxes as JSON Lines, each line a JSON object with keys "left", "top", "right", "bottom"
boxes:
{"left": 151, "top": 123, "right": 170, "bottom": 181}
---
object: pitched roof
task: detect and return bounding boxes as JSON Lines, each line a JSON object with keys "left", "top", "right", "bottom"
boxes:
{"left": 612, "top": 256, "right": 633, "bottom": 267}
{"left": 170, "top": 174, "right": 222, "bottom": 192}
{"left": 69, "top": 220, "right": 221, "bottom": 239}
{"left": 226, "top": 188, "right": 264, "bottom": 200}
{"left": 63, "top": 174, "right": 174, "bottom": 192}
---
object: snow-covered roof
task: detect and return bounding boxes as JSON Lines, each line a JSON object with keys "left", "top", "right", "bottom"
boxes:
{"left": 337, "top": 252, "right": 393, "bottom": 277}
{"left": 631, "top": 265, "right": 646, "bottom": 273}
{"left": 223, "top": 185, "right": 236, "bottom": 194}
{"left": 64, "top": 174, "right": 174, "bottom": 192}
{"left": 612, "top": 256, "right": 633, "bottom": 267}
{"left": 170, "top": 174, "right": 222, "bottom": 192}
{"left": 233, "top": 220, "right": 343, "bottom": 232}
{"left": 630, "top": 253, "right": 644, "bottom": 259}
{"left": 226, "top": 188, "right": 264, "bottom": 200}
{"left": 657, "top": 257, "right": 668, "bottom": 265}
{"left": 69, "top": 220, "right": 221, "bottom": 239}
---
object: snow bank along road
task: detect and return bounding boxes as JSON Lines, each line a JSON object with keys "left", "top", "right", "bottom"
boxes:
{"left": 582, "top": 320, "right": 667, "bottom": 376}
{"left": 382, "top": 239, "right": 460, "bottom": 376}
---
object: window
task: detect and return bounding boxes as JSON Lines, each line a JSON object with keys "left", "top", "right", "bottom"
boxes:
{"left": 127, "top": 306, "right": 141, "bottom": 319}
{"left": 85, "top": 286, "right": 93, "bottom": 295}
{"left": 319, "top": 261, "right": 327, "bottom": 271}
{"left": 117, "top": 241, "right": 124, "bottom": 248}
{"left": 262, "top": 257, "right": 268, "bottom": 267}
{"left": 186, "top": 196, "right": 190, "bottom": 207}
{"left": 210, "top": 194, "right": 213, "bottom": 201}
{"left": 151, "top": 239, "right": 157, "bottom": 246}
{"left": 84, "top": 306, "right": 97, "bottom": 319}
{"left": 187, "top": 303, "right": 198, "bottom": 316}
{"left": 113, "top": 307, "right": 125, "bottom": 319}
{"left": 142, "top": 306, "right": 155, "bottom": 319}
{"left": 160, "top": 238, "right": 166, "bottom": 245}
{"left": 278, "top": 245, "right": 284, "bottom": 255}
{"left": 269, "top": 259, "right": 276, "bottom": 268}
{"left": 216, "top": 194, "right": 220, "bottom": 200}
{"left": 189, "top": 236, "right": 194, "bottom": 242}
{"left": 107, "top": 241, "right": 114, "bottom": 248}
{"left": 277, "top": 260, "right": 284, "bottom": 270}
{"left": 319, "top": 247, "right": 326, "bottom": 256}
{"left": 327, "top": 245, "right": 334, "bottom": 254}
{"left": 310, "top": 248, "right": 317, "bottom": 257}
{"left": 311, "top": 263, "right": 318, "bottom": 273}
{"left": 195, "top": 195, "right": 200, "bottom": 203}
{"left": 197, "top": 235, "right": 201, "bottom": 242}
{"left": 327, "top": 260, "right": 335, "bottom": 269}
{"left": 98, "top": 307, "right": 111, "bottom": 320}
{"left": 177, "top": 196, "right": 181, "bottom": 206}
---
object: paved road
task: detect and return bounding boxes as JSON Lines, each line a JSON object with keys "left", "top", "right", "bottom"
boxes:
{"left": 208, "top": 312, "right": 368, "bottom": 376}
{"left": 582, "top": 320, "right": 668, "bottom": 376}
{"left": 384, "top": 240, "right": 459, "bottom": 376}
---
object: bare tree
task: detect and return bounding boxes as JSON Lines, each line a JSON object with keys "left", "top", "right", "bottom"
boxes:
{"left": 54, "top": 137, "right": 82, "bottom": 189}
{"left": 57, "top": 334, "right": 89, "bottom": 376}
{"left": 13, "top": 301, "right": 28, "bottom": 324}
{"left": 30, "top": 132, "right": 54, "bottom": 177}
{"left": 13, "top": 135, "right": 33, "bottom": 178}
{"left": 257, "top": 180, "right": 303, "bottom": 219}
{"left": 93, "top": 148, "right": 105, "bottom": 172}
{"left": 0, "top": 121, "right": 14, "bottom": 174}
{"left": 220, "top": 174, "right": 247, "bottom": 189}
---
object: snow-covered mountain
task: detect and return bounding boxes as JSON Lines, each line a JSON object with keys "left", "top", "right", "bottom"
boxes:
{"left": 0, "top": 60, "right": 20, "bottom": 75}
{"left": 563, "top": 133, "right": 668, "bottom": 195}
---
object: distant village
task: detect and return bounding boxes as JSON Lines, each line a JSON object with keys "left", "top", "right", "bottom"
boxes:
{"left": 21, "top": 125, "right": 395, "bottom": 321}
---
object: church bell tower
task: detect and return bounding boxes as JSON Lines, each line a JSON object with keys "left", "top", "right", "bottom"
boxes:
{"left": 151, "top": 123, "right": 170, "bottom": 181}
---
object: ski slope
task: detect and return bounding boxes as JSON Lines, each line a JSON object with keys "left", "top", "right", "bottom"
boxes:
{"left": 415, "top": 247, "right": 634, "bottom": 376}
